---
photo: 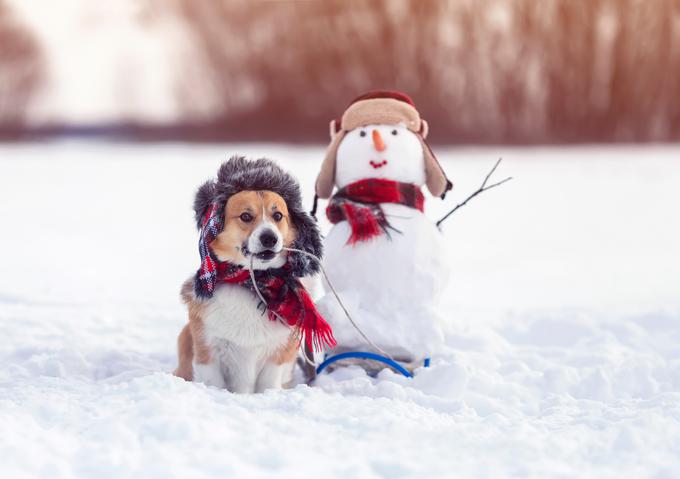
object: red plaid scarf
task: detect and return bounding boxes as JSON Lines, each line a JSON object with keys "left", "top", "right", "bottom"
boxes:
{"left": 326, "top": 179, "right": 425, "bottom": 244}
{"left": 195, "top": 203, "right": 336, "bottom": 352}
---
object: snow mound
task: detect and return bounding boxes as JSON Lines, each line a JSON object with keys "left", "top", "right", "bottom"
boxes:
{"left": 1, "top": 143, "right": 679, "bottom": 477}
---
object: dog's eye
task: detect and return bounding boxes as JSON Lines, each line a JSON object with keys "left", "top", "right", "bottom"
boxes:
{"left": 359, "top": 130, "right": 367, "bottom": 137}
{"left": 239, "top": 212, "right": 253, "bottom": 223}
{"left": 391, "top": 129, "right": 398, "bottom": 136}
{"left": 272, "top": 211, "right": 283, "bottom": 222}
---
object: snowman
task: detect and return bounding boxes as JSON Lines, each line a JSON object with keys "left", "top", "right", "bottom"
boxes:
{"left": 314, "top": 91, "right": 453, "bottom": 369}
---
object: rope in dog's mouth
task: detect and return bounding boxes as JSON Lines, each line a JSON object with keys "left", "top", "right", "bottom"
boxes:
{"left": 247, "top": 248, "right": 394, "bottom": 363}
{"left": 247, "top": 253, "right": 314, "bottom": 366}
{"left": 247, "top": 253, "right": 285, "bottom": 324}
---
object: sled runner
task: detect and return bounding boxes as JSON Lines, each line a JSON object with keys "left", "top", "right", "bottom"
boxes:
{"left": 316, "top": 351, "right": 430, "bottom": 378}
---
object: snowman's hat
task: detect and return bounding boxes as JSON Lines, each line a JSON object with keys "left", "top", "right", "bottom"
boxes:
{"left": 315, "top": 90, "right": 452, "bottom": 199}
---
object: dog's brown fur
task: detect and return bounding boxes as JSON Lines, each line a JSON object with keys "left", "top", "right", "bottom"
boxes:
{"left": 174, "top": 279, "right": 212, "bottom": 380}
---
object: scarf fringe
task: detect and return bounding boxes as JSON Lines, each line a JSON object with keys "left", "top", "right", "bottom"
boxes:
{"left": 343, "top": 203, "right": 382, "bottom": 244}
{"left": 299, "top": 320, "right": 338, "bottom": 353}
{"left": 297, "top": 287, "right": 337, "bottom": 352}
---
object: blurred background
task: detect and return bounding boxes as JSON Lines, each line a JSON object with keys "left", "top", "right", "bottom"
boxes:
{"left": 2, "top": 4, "right": 680, "bottom": 475}
{"left": 2, "top": 0, "right": 680, "bottom": 144}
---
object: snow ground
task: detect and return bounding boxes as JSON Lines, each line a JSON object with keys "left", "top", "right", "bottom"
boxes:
{"left": 1, "top": 142, "right": 679, "bottom": 478}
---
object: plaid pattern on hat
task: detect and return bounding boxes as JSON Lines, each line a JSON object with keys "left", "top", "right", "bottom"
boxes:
{"left": 196, "top": 202, "right": 224, "bottom": 297}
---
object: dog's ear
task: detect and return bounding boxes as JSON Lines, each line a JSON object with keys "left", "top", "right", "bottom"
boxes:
{"left": 288, "top": 208, "right": 323, "bottom": 277}
{"left": 193, "top": 180, "right": 217, "bottom": 228}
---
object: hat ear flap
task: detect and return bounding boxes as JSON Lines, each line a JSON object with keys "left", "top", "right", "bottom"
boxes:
{"left": 315, "top": 127, "right": 346, "bottom": 199}
{"left": 288, "top": 209, "right": 323, "bottom": 277}
{"left": 329, "top": 119, "right": 340, "bottom": 138}
{"left": 421, "top": 137, "right": 452, "bottom": 199}
{"left": 420, "top": 119, "right": 429, "bottom": 139}
{"left": 193, "top": 180, "right": 217, "bottom": 228}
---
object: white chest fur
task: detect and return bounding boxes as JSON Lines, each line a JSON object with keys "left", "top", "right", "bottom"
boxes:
{"left": 202, "top": 284, "right": 292, "bottom": 348}
{"left": 195, "top": 283, "right": 294, "bottom": 393}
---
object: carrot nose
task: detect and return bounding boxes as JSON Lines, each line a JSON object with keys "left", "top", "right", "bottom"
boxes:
{"left": 372, "top": 130, "right": 386, "bottom": 152}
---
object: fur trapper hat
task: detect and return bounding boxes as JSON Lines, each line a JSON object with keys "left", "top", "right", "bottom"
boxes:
{"left": 193, "top": 156, "right": 323, "bottom": 278}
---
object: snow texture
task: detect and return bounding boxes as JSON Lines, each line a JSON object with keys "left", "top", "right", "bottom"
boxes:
{"left": 1, "top": 143, "right": 679, "bottom": 478}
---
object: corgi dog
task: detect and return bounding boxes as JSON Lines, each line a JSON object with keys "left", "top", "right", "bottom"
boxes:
{"left": 174, "top": 157, "right": 332, "bottom": 393}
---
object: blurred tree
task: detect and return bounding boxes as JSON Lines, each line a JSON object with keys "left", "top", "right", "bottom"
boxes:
{"left": 2, "top": 0, "right": 678, "bottom": 143}
{"left": 173, "top": 0, "right": 680, "bottom": 143}
{"left": 177, "top": 0, "right": 474, "bottom": 141}
{"left": 0, "top": 2, "right": 44, "bottom": 130}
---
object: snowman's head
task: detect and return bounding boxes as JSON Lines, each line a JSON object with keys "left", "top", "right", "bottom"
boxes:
{"left": 316, "top": 91, "right": 451, "bottom": 199}
{"left": 335, "top": 123, "right": 425, "bottom": 189}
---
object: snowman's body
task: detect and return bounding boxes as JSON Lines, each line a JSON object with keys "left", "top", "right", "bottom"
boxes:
{"left": 316, "top": 123, "right": 449, "bottom": 360}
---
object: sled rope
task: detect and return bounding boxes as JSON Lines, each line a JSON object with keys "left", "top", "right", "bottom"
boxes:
{"left": 247, "top": 255, "right": 287, "bottom": 324}
{"left": 282, "top": 247, "right": 395, "bottom": 361}
{"left": 247, "top": 255, "right": 317, "bottom": 367}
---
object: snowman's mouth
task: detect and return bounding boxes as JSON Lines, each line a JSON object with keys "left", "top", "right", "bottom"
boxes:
{"left": 370, "top": 159, "right": 388, "bottom": 169}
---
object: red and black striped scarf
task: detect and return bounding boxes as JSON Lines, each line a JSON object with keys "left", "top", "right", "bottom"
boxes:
{"left": 326, "top": 179, "right": 425, "bottom": 244}
{"left": 214, "top": 261, "right": 336, "bottom": 352}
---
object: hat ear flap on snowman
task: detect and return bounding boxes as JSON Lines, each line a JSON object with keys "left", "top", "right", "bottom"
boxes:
{"left": 315, "top": 90, "right": 453, "bottom": 200}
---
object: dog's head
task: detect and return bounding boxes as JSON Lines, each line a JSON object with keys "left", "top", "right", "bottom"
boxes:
{"left": 211, "top": 190, "right": 294, "bottom": 269}
{"left": 193, "top": 156, "right": 322, "bottom": 275}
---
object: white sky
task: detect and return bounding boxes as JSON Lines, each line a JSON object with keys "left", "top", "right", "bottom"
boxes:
{"left": 8, "top": 0, "right": 189, "bottom": 124}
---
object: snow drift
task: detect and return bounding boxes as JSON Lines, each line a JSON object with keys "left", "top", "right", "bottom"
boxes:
{"left": 0, "top": 143, "right": 679, "bottom": 478}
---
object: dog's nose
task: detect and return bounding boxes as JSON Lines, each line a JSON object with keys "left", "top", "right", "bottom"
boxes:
{"left": 259, "top": 230, "right": 278, "bottom": 249}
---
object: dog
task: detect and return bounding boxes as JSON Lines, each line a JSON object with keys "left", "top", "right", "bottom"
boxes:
{"left": 174, "top": 157, "right": 334, "bottom": 393}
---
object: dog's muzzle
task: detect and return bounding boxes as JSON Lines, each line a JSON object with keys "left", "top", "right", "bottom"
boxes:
{"left": 247, "top": 225, "right": 283, "bottom": 261}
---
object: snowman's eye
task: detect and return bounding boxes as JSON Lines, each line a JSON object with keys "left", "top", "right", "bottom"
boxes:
{"left": 391, "top": 129, "right": 398, "bottom": 136}
{"left": 359, "top": 130, "right": 367, "bottom": 137}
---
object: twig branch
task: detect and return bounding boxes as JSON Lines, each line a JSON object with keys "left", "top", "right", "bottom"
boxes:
{"left": 436, "top": 158, "right": 512, "bottom": 229}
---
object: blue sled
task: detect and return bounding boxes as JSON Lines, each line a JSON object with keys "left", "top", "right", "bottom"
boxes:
{"left": 316, "top": 351, "right": 431, "bottom": 378}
